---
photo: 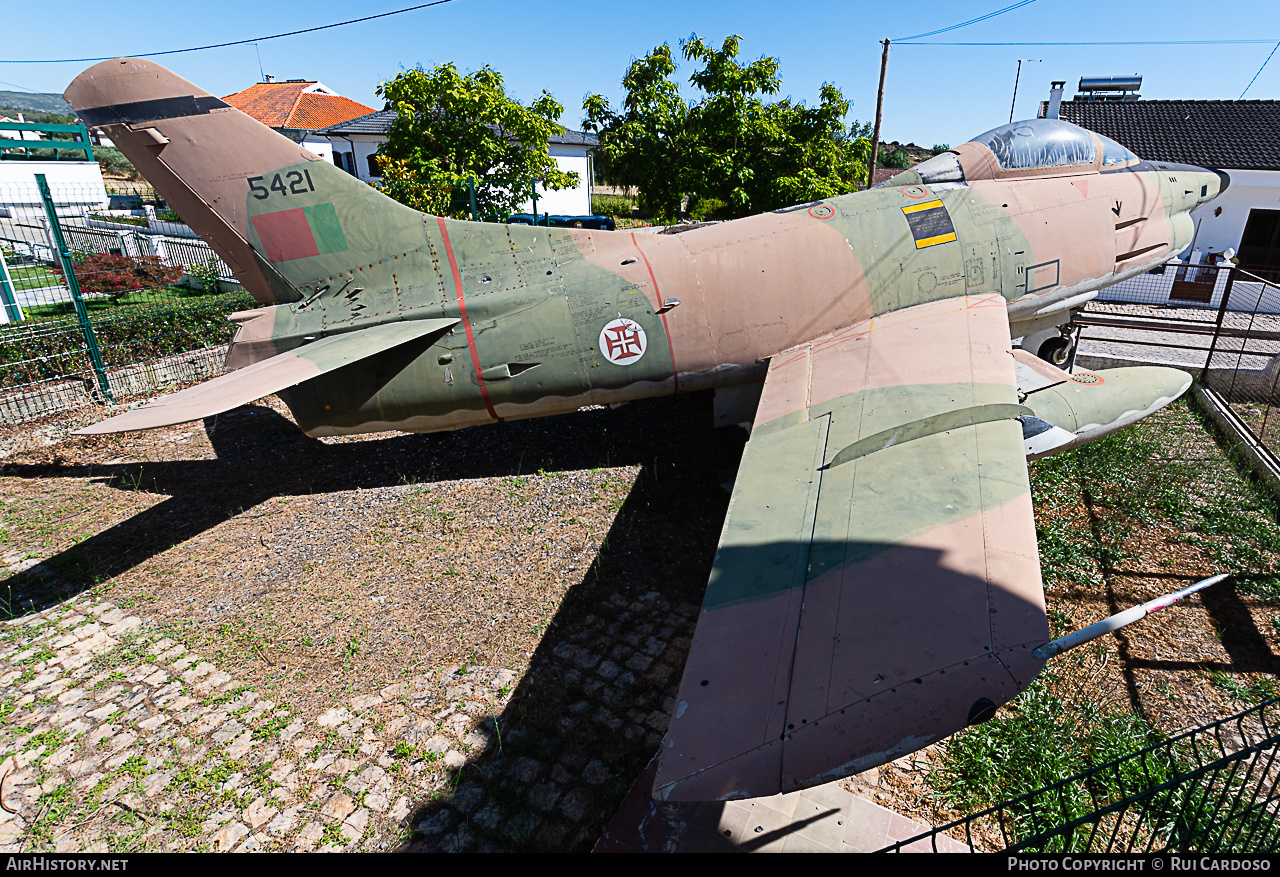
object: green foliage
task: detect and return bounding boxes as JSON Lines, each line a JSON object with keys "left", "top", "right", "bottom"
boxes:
{"left": 930, "top": 143, "right": 951, "bottom": 155}
{"left": 0, "top": 290, "right": 251, "bottom": 390}
{"left": 95, "top": 146, "right": 137, "bottom": 179}
{"left": 1, "top": 110, "right": 75, "bottom": 125}
{"left": 0, "top": 92, "right": 74, "bottom": 116}
{"left": 879, "top": 148, "right": 911, "bottom": 169}
{"left": 583, "top": 34, "right": 871, "bottom": 222}
{"left": 374, "top": 63, "right": 578, "bottom": 218}
{"left": 185, "top": 259, "right": 223, "bottom": 291}
{"left": 89, "top": 212, "right": 148, "bottom": 228}
{"left": 689, "top": 196, "right": 729, "bottom": 221}
{"left": 590, "top": 194, "right": 634, "bottom": 217}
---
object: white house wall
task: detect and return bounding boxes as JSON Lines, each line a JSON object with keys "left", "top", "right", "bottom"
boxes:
{"left": 1188, "top": 169, "right": 1280, "bottom": 257}
{"left": 517, "top": 146, "right": 591, "bottom": 216}
{"left": 300, "top": 137, "right": 335, "bottom": 166}
{"left": 326, "top": 135, "right": 384, "bottom": 182}
{"left": 0, "top": 161, "right": 107, "bottom": 220}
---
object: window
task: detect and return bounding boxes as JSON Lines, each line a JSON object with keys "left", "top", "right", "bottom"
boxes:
{"left": 366, "top": 154, "right": 381, "bottom": 178}
{"left": 1239, "top": 209, "right": 1280, "bottom": 274}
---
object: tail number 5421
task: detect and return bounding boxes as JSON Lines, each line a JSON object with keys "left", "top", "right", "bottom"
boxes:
{"left": 248, "top": 170, "right": 315, "bottom": 200}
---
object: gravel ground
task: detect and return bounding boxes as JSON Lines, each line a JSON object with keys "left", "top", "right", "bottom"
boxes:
{"left": 0, "top": 392, "right": 741, "bottom": 851}
{"left": 0, "top": 382, "right": 1276, "bottom": 852}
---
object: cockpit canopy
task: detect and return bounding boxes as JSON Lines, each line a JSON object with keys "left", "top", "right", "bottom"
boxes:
{"left": 885, "top": 118, "right": 1142, "bottom": 189}
{"left": 974, "top": 119, "right": 1096, "bottom": 170}
{"left": 969, "top": 119, "right": 1140, "bottom": 172}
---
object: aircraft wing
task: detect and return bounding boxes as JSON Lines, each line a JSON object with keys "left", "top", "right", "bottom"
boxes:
{"left": 654, "top": 292, "right": 1048, "bottom": 801}
{"left": 74, "top": 318, "right": 458, "bottom": 435}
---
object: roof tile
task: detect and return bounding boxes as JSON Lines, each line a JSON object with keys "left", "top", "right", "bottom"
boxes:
{"left": 223, "top": 82, "right": 374, "bottom": 132}
{"left": 1053, "top": 100, "right": 1280, "bottom": 171}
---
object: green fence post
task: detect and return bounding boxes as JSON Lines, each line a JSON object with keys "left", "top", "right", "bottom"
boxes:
{"left": 469, "top": 176, "right": 477, "bottom": 221}
{"left": 36, "top": 173, "right": 113, "bottom": 403}
{"left": 0, "top": 245, "right": 22, "bottom": 323}
{"left": 531, "top": 178, "right": 539, "bottom": 226}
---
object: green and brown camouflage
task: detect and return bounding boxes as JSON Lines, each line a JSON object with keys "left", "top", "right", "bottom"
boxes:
{"left": 64, "top": 60, "right": 1227, "bottom": 801}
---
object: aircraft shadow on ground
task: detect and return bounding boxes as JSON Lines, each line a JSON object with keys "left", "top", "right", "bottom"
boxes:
{"left": 0, "top": 392, "right": 737, "bottom": 616}
{"left": 391, "top": 396, "right": 744, "bottom": 851}
{"left": 1120, "top": 576, "right": 1280, "bottom": 676}
{"left": 1, "top": 391, "right": 746, "bottom": 852}
{"left": 397, "top": 530, "right": 1048, "bottom": 852}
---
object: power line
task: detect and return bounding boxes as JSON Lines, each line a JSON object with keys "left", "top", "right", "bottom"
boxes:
{"left": 0, "top": 0, "right": 458, "bottom": 64}
{"left": 1240, "top": 40, "right": 1280, "bottom": 98}
{"left": 893, "top": 0, "right": 1041, "bottom": 43}
{"left": 897, "top": 39, "right": 1278, "bottom": 46}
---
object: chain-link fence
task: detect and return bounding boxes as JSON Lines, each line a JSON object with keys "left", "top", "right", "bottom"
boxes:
{"left": 1077, "top": 265, "right": 1280, "bottom": 471}
{"left": 880, "top": 696, "right": 1280, "bottom": 852}
{"left": 0, "top": 173, "right": 253, "bottom": 424}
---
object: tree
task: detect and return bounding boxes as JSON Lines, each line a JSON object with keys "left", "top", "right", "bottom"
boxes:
{"left": 374, "top": 64, "right": 578, "bottom": 219}
{"left": 880, "top": 148, "right": 911, "bottom": 170}
{"left": 583, "top": 35, "right": 871, "bottom": 222}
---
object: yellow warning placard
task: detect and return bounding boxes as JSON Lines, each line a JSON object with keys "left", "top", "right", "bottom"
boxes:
{"left": 901, "top": 199, "right": 957, "bottom": 249}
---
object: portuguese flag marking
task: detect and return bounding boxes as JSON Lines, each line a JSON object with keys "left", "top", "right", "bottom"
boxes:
{"left": 251, "top": 203, "right": 349, "bottom": 263}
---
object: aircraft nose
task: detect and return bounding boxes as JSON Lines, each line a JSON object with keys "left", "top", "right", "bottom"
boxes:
{"left": 1214, "top": 169, "right": 1231, "bottom": 197}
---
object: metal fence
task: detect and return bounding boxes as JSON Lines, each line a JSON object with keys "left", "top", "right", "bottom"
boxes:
{"left": 880, "top": 696, "right": 1280, "bottom": 852}
{"left": 0, "top": 174, "right": 252, "bottom": 424}
{"left": 1076, "top": 264, "right": 1280, "bottom": 468}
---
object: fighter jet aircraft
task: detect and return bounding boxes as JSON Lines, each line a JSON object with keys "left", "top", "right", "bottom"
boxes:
{"left": 64, "top": 59, "right": 1227, "bottom": 802}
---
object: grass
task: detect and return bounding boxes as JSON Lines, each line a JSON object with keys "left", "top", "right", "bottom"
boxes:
{"left": 927, "top": 398, "right": 1280, "bottom": 850}
{"left": 7, "top": 265, "right": 58, "bottom": 285}
{"left": 1208, "top": 670, "right": 1278, "bottom": 704}
{"left": 21, "top": 285, "right": 240, "bottom": 320}
{"left": 928, "top": 657, "right": 1235, "bottom": 852}
{"left": 1030, "top": 399, "right": 1280, "bottom": 596}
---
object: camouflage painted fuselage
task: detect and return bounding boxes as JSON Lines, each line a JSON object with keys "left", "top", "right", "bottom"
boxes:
{"left": 225, "top": 150, "right": 1218, "bottom": 437}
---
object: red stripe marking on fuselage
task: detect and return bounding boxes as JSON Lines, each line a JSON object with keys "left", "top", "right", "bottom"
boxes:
{"left": 630, "top": 233, "right": 678, "bottom": 394}
{"left": 437, "top": 217, "right": 501, "bottom": 423}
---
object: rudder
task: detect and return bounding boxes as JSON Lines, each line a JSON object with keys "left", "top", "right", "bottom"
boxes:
{"left": 65, "top": 58, "right": 427, "bottom": 304}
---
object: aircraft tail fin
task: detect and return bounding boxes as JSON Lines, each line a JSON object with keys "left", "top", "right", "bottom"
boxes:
{"left": 64, "top": 59, "right": 425, "bottom": 304}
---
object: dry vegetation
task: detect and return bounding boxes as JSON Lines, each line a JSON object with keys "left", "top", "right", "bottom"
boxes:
{"left": 1, "top": 389, "right": 1277, "bottom": 851}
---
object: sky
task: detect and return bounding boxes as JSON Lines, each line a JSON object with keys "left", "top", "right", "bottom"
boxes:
{"left": 2, "top": 0, "right": 1280, "bottom": 148}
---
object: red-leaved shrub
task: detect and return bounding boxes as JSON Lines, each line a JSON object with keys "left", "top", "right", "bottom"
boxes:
{"left": 55, "top": 253, "right": 183, "bottom": 301}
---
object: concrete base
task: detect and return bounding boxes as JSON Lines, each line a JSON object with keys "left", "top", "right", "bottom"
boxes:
{"left": 594, "top": 757, "right": 969, "bottom": 853}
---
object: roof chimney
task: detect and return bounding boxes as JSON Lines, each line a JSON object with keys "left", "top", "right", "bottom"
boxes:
{"left": 1047, "top": 81, "right": 1065, "bottom": 119}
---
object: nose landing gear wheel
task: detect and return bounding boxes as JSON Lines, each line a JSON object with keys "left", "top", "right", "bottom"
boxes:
{"left": 1037, "top": 336, "right": 1073, "bottom": 367}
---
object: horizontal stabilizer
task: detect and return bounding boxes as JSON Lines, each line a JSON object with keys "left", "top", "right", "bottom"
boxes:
{"left": 74, "top": 318, "right": 458, "bottom": 435}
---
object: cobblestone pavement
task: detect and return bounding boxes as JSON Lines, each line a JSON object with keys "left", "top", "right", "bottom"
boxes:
{"left": 0, "top": 392, "right": 738, "bottom": 852}
{"left": 0, "top": 587, "right": 698, "bottom": 852}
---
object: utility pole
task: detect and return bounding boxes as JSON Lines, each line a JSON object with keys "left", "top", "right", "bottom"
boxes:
{"left": 1009, "top": 59, "right": 1041, "bottom": 124}
{"left": 868, "top": 39, "right": 890, "bottom": 189}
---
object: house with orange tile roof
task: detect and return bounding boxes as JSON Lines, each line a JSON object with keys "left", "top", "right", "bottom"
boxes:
{"left": 222, "top": 78, "right": 375, "bottom": 170}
